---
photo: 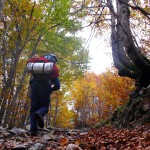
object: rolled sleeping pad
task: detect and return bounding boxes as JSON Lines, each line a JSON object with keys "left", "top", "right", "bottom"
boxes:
{"left": 26, "top": 62, "right": 54, "bottom": 74}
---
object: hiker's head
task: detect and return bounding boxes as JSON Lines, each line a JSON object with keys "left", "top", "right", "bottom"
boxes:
{"left": 43, "top": 54, "right": 58, "bottom": 63}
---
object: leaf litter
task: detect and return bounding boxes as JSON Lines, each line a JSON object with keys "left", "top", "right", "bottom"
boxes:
{"left": 0, "top": 124, "right": 149, "bottom": 149}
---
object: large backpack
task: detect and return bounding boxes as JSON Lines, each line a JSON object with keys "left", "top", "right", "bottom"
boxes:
{"left": 26, "top": 56, "right": 59, "bottom": 81}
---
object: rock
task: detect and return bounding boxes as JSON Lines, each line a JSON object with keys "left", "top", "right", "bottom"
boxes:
{"left": 68, "top": 131, "right": 77, "bottom": 136}
{"left": 28, "top": 143, "right": 44, "bottom": 150}
{"left": 0, "top": 126, "right": 10, "bottom": 137}
{"left": 46, "top": 126, "right": 55, "bottom": 130}
{"left": 11, "top": 143, "right": 30, "bottom": 149}
{"left": 9, "top": 127, "right": 27, "bottom": 134}
{"left": 25, "top": 125, "right": 30, "bottom": 131}
{"left": 80, "top": 128, "right": 90, "bottom": 132}
{"left": 39, "top": 128, "right": 51, "bottom": 132}
{"left": 79, "top": 132, "right": 88, "bottom": 136}
{"left": 41, "top": 133, "right": 57, "bottom": 142}
{"left": 66, "top": 144, "right": 83, "bottom": 150}
{"left": 143, "top": 103, "right": 150, "bottom": 111}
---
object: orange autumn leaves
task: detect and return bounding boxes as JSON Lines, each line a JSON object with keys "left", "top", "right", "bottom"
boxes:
{"left": 70, "top": 69, "right": 135, "bottom": 127}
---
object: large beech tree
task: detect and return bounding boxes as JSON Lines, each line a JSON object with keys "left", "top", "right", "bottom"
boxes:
{"left": 73, "top": 0, "right": 150, "bottom": 88}
{"left": 108, "top": 0, "right": 150, "bottom": 88}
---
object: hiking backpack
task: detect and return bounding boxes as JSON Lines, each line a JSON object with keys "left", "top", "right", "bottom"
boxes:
{"left": 26, "top": 56, "right": 59, "bottom": 81}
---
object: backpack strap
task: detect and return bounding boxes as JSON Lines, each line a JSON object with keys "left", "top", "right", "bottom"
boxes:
{"left": 37, "top": 56, "right": 49, "bottom": 63}
{"left": 27, "top": 56, "right": 49, "bottom": 64}
{"left": 50, "top": 64, "right": 59, "bottom": 79}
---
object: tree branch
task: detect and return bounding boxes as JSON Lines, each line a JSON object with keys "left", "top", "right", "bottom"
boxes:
{"left": 119, "top": 0, "right": 150, "bottom": 20}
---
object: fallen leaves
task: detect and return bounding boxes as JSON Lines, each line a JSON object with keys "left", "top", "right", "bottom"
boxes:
{"left": 0, "top": 124, "right": 149, "bottom": 149}
{"left": 78, "top": 124, "right": 150, "bottom": 150}
{"left": 60, "top": 137, "right": 69, "bottom": 146}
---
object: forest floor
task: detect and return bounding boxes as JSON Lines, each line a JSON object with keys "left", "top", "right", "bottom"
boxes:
{"left": 0, "top": 124, "right": 149, "bottom": 150}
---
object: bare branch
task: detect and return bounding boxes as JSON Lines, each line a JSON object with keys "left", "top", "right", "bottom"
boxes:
{"left": 29, "top": 0, "right": 36, "bottom": 20}
{"left": 119, "top": 0, "right": 150, "bottom": 20}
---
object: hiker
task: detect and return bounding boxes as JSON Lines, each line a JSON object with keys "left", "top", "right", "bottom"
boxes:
{"left": 26, "top": 54, "right": 60, "bottom": 136}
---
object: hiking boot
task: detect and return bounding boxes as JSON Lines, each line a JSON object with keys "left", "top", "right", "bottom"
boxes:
{"left": 35, "top": 112, "right": 44, "bottom": 128}
{"left": 31, "top": 130, "right": 37, "bottom": 136}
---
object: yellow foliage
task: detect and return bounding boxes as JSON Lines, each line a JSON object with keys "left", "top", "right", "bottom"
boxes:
{"left": 85, "top": 0, "right": 91, "bottom": 6}
{"left": 70, "top": 68, "right": 135, "bottom": 127}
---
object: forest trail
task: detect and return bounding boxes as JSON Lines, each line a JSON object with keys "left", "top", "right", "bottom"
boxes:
{"left": 0, "top": 124, "right": 149, "bottom": 150}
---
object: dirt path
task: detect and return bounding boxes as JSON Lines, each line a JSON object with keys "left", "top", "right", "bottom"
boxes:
{"left": 0, "top": 124, "right": 149, "bottom": 149}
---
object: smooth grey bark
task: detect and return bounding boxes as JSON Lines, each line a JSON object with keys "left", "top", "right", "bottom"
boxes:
{"left": 107, "top": 0, "right": 139, "bottom": 79}
{"left": 108, "top": 0, "right": 150, "bottom": 87}
{"left": 117, "top": 0, "right": 150, "bottom": 72}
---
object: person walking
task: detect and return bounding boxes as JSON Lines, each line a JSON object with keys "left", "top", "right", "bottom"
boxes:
{"left": 27, "top": 54, "right": 60, "bottom": 136}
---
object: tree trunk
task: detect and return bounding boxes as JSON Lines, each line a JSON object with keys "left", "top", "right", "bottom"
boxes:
{"left": 105, "top": 0, "right": 150, "bottom": 129}
{"left": 53, "top": 97, "right": 59, "bottom": 127}
{"left": 108, "top": 0, "right": 150, "bottom": 87}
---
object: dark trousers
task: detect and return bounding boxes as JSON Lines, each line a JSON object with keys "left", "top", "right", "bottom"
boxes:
{"left": 30, "top": 81, "right": 52, "bottom": 132}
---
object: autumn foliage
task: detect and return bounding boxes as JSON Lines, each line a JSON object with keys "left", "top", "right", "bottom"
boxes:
{"left": 70, "top": 69, "right": 135, "bottom": 128}
{"left": 0, "top": 0, "right": 149, "bottom": 131}
{"left": 0, "top": 0, "right": 87, "bottom": 128}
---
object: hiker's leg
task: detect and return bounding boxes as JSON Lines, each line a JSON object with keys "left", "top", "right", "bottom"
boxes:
{"left": 37, "top": 82, "right": 51, "bottom": 117}
{"left": 30, "top": 82, "right": 41, "bottom": 132}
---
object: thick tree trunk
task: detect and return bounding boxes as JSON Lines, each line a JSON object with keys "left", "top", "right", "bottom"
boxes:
{"left": 104, "top": 0, "right": 150, "bottom": 129}
{"left": 117, "top": 0, "right": 150, "bottom": 72}
{"left": 108, "top": 0, "right": 140, "bottom": 79}
{"left": 108, "top": 0, "right": 150, "bottom": 87}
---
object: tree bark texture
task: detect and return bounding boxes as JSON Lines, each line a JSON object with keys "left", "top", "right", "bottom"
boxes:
{"left": 108, "top": 0, "right": 150, "bottom": 87}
